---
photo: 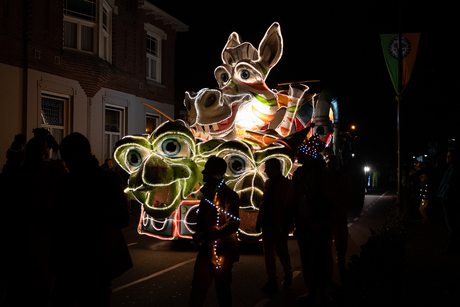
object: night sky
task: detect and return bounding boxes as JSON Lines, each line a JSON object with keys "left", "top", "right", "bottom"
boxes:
{"left": 155, "top": 1, "right": 452, "bottom": 168}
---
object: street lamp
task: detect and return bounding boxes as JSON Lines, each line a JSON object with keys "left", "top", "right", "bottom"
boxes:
{"left": 364, "top": 166, "right": 370, "bottom": 193}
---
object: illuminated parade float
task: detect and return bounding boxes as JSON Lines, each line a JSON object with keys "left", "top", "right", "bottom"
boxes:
{"left": 114, "top": 23, "right": 339, "bottom": 242}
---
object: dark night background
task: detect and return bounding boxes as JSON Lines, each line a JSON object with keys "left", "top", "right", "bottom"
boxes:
{"left": 154, "top": 1, "right": 455, "bottom": 170}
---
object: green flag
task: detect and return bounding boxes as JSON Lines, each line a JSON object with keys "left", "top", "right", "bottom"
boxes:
{"left": 380, "top": 33, "right": 421, "bottom": 96}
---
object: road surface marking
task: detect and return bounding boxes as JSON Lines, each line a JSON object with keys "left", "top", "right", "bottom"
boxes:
{"left": 113, "top": 258, "right": 195, "bottom": 293}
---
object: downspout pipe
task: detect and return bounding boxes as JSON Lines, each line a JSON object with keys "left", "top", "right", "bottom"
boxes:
{"left": 22, "top": 0, "right": 31, "bottom": 135}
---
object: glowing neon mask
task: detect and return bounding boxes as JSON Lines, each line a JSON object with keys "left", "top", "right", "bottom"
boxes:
{"left": 114, "top": 121, "right": 201, "bottom": 219}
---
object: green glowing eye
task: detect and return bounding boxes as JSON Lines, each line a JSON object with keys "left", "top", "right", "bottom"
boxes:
{"left": 127, "top": 149, "right": 143, "bottom": 167}
{"left": 158, "top": 137, "right": 191, "bottom": 159}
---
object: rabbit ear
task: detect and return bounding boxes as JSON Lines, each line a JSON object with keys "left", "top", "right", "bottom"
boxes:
{"left": 221, "top": 32, "right": 242, "bottom": 64}
{"left": 257, "top": 23, "right": 283, "bottom": 73}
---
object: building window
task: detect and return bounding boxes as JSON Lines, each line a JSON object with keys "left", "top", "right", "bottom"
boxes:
{"left": 64, "top": 20, "right": 94, "bottom": 51}
{"left": 64, "top": 0, "right": 97, "bottom": 53}
{"left": 64, "top": 0, "right": 97, "bottom": 21}
{"left": 41, "top": 94, "right": 70, "bottom": 159}
{"left": 146, "top": 32, "right": 161, "bottom": 82}
{"left": 104, "top": 106, "right": 124, "bottom": 160}
{"left": 63, "top": 0, "right": 112, "bottom": 62}
{"left": 99, "top": 2, "right": 112, "bottom": 62}
{"left": 146, "top": 113, "right": 159, "bottom": 135}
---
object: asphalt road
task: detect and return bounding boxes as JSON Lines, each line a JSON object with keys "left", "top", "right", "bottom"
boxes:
{"left": 111, "top": 189, "right": 395, "bottom": 306}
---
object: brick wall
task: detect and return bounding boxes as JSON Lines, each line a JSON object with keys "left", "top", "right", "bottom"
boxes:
{"left": 0, "top": 0, "right": 179, "bottom": 104}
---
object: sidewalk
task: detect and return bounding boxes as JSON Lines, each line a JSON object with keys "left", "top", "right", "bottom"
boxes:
{"left": 402, "top": 219, "right": 460, "bottom": 306}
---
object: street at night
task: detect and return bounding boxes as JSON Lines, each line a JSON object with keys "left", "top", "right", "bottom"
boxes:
{"left": 1, "top": 1, "right": 458, "bottom": 307}
{"left": 111, "top": 189, "right": 396, "bottom": 306}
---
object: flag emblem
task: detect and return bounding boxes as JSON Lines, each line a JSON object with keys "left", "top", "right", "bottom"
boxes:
{"left": 388, "top": 36, "right": 411, "bottom": 59}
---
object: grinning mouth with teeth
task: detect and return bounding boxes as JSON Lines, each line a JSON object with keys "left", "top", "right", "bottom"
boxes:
{"left": 192, "top": 103, "right": 237, "bottom": 138}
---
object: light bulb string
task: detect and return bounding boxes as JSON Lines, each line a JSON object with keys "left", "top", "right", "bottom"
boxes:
{"left": 203, "top": 179, "right": 241, "bottom": 222}
{"left": 203, "top": 179, "right": 240, "bottom": 269}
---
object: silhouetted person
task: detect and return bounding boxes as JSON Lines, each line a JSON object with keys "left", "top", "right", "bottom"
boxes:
{"left": 1, "top": 133, "right": 66, "bottom": 306}
{"left": 418, "top": 162, "right": 436, "bottom": 223}
{"left": 1, "top": 134, "right": 26, "bottom": 176}
{"left": 256, "top": 158, "right": 292, "bottom": 293}
{"left": 101, "top": 158, "right": 114, "bottom": 171}
{"left": 51, "top": 132, "right": 132, "bottom": 307}
{"left": 326, "top": 154, "right": 352, "bottom": 281}
{"left": 189, "top": 156, "right": 240, "bottom": 307}
{"left": 437, "top": 149, "right": 460, "bottom": 254}
{"left": 32, "top": 128, "right": 59, "bottom": 156}
{"left": 285, "top": 132, "right": 337, "bottom": 306}
{"left": 0, "top": 134, "right": 26, "bottom": 247}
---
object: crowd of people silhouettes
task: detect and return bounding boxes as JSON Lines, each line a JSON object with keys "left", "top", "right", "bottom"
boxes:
{"left": 2, "top": 128, "right": 457, "bottom": 306}
{"left": 0, "top": 131, "right": 132, "bottom": 307}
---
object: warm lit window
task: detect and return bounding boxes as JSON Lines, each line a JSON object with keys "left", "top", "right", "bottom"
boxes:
{"left": 104, "top": 106, "right": 124, "bottom": 160}
{"left": 146, "top": 32, "right": 161, "bottom": 82}
{"left": 146, "top": 113, "right": 159, "bottom": 135}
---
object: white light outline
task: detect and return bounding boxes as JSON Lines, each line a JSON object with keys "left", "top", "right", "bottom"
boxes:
{"left": 183, "top": 204, "right": 199, "bottom": 234}
{"left": 140, "top": 156, "right": 192, "bottom": 190}
{"left": 226, "top": 169, "right": 263, "bottom": 210}
{"left": 141, "top": 211, "right": 168, "bottom": 232}
{"left": 193, "top": 88, "right": 233, "bottom": 125}
{"left": 151, "top": 218, "right": 168, "bottom": 231}
{"left": 141, "top": 205, "right": 202, "bottom": 234}
{"left": 254, "top": 153, "right": 293, "bottom": 177}
{"left": 191, "top": 91, "right": 252, "bottom": 138}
